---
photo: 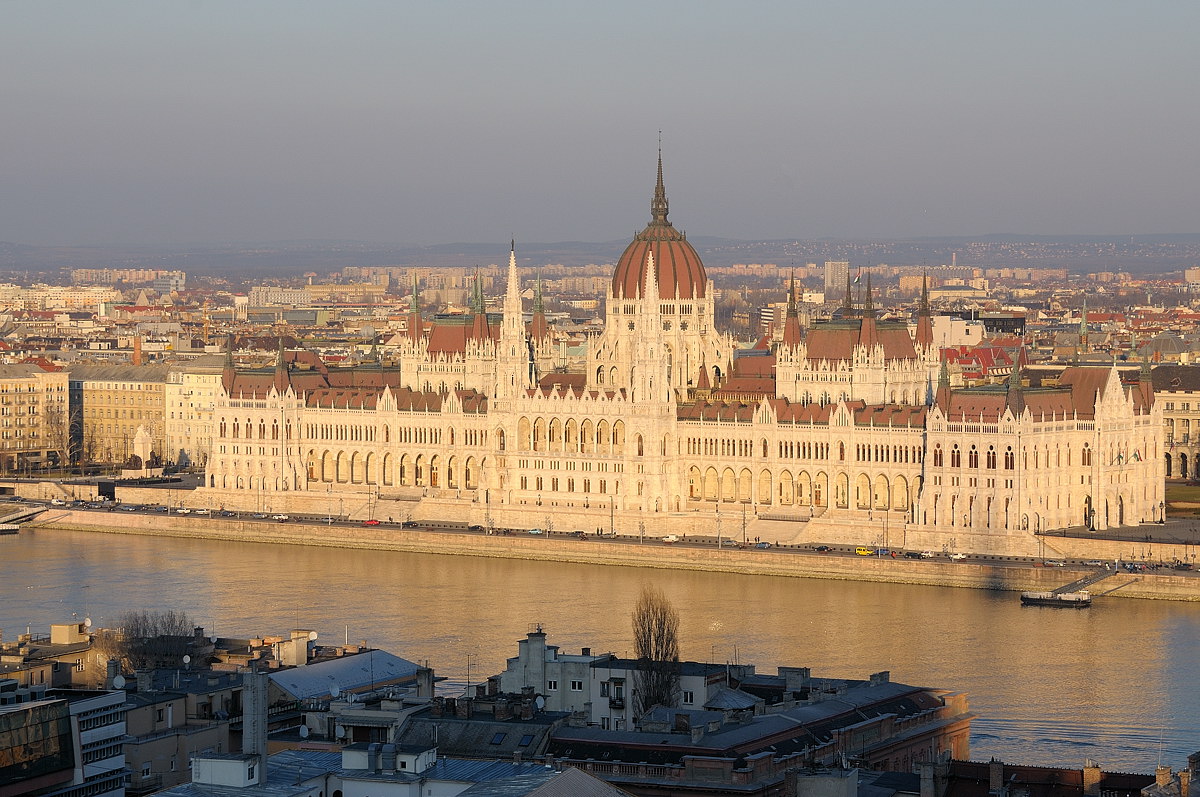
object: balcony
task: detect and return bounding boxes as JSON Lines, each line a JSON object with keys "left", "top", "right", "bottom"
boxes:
{"left": 608, "top": 697, "right": 625, "bottom": 710}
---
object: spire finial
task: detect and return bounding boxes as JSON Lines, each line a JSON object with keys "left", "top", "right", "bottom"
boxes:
{"left": 535, "top": 272, "right": 545, "bottom": 314}
{"left": 651, "top": 138, "right": 669, "bottom": 225}
{"left": 864, "top": 274, "right": 875, "bottom": 317}
{"left": 920, "top": 271, "right": 930, "bottom": 315}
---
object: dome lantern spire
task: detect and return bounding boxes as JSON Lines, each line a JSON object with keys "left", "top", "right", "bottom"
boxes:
{"left": 650, "top": 136, "right": 669, "bottom": 226}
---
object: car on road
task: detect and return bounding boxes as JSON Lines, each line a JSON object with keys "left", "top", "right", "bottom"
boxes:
{"left": 662, "top": 534, "right": 680, "bottom": 544}
{"left": 50, "top": 498, "right": 66, "bottom": 506}
{"left": 175, "top": 508, "right": 192, "bottom": 515}
{"left": 855, "top": 546, "right": 875, "bottom": 556}
{"left": 1084, "top": 560, "right": 1103, "bottom": 567}
{"left": 814, "top": 545, "right": 832, "bottom": 552}
{"left": 948, "top": 552, "right": 968, "bottom": 561}
{"left": 193, "top": 508, "right": 210, "bottom": 515}
{"left": 903, "top": 551, "right": 923, "bottom": 559}
{"left": 362, "top": 519, "right": 381, "bottom": 526}
{"left": 569, "top": 530, "right": 587, "bottom": 539}
{"left": 755, "top": 541, "right": 772, "bottom": 549}
{"left": 921, "top": 550, "right": 935, "bottom": 558}
{"left": 271, "top": 514, "right": 290, "bottom": 522}
{"left": 527, "top": 528, "right": 544, "bottom": 535}
{"left": 1043, "top": 559, "right": 1066, "bottom": 567}
{"left": 119, "top": 504, "right": 140, "bottom": 512}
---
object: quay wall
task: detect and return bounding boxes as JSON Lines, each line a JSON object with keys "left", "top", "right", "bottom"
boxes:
{"left": 28, "top": 510, "right": 1200, "bottom": 602}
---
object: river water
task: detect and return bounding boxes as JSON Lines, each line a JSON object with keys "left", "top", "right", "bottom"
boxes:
{"left": 3, "top": 528, "right": 1198, "bottom": 773}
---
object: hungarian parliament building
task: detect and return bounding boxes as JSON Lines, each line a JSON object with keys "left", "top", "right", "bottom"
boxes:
{"left": 201, "top": 159, "right": 1164, "bottom": 552}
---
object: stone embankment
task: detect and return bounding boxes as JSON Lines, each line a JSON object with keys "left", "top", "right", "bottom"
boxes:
{"left": 29, "top": 510, "right": 1200, "bottom": 601}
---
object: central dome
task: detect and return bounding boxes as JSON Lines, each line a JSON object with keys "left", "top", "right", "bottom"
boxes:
{"left": 611, "top": 156, "right": 707, "bottom": 301}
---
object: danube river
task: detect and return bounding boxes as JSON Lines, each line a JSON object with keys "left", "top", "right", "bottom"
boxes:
{"left": 3, "top": 528, "right": 1198, "bottom": 773}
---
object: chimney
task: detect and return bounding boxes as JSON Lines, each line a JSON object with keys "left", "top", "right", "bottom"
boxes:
{"left": 132, "top": 335, "right": 143, "bottom": 366}
{"left": 869, "top": 671, "right": 890, "bottom": 686}
{"left": 582, "top": 647, "right": 591, "bottom": 657}
{"left": 1180, "top": 770, "right": 1190, "bottom": 797}
{"left": 416, "top": 668, "right": 434, "bottom": 699}
{"left": 989, "top": 759, "right": 1004, "bottom": 795}
{"left": 1083, "top": 760, "right": 1102, "bottom": 796}
{"left": 1157, "top": 767, "right": 1174, "bottom": 789}
{"left": 381, "top": 744, "right": 397, "bottom": 774}
{"left": 105, "top": 659, "right": 120, "bottom": 690}
{"left": 136, "top": 670, "right": 153, "bottom": 693}
{"left": 366, "top": 743, "right": 382, "bottom": 773}
{"left": 241, "top": 670, "right": 269, "bottom": 780}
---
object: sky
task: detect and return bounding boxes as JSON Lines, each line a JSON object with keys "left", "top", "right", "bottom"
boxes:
{"left": 2, "top": 1, "right": 1199, "bottom": 247}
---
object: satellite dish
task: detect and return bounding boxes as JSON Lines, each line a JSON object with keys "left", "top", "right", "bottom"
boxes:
{"left": 335, "top": 725, "right": 346, "bottom": 739}
{"left": 307, "top": 631, "right": 318, "bottom": 641}
{"left": 299, "top": 726, "right": 310, "bottom": 739}
{"left": 535, "top": 696, "right": 545, "bottom": 711}
{"left": 329, "top": 683, "right": 340, "bottom": 698}
{"left": 112, "top": 675, "right": 126, "bottom": 689}
{"left": 84, "top": 617, "right": 92, "bottom": 628}
{"left": 182, "top": 655, "right": 191, "bottom": 665}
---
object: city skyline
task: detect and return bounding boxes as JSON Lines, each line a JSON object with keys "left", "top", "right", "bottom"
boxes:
{"left": 3, "top": 2, "right": 1199, "bottom": 247}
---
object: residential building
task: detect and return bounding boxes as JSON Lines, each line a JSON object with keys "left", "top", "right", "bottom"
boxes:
{"left": 0, "top": 365, "right": 70, "bottom": 474}
{"left": 164, "top": 355, "right": 225, "bottom": 467}
{"left": 67, "top": 364, "right": 170, "bottom": 466}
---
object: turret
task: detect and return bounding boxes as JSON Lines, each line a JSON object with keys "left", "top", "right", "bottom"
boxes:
{"left": 782, "top": 272, "right": 802, "bottom": 347}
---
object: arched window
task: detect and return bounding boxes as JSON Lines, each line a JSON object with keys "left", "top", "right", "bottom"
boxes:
{"left": 1004, "top": 447, "right": 1015, "bottom": 470}
{"left": 1081, "top": 444, "right": 1092, "bottom": 466}
{"left": 986, "top": 446, "right": 996, "bottom": 469}
{"left": 968, "top": 446, "right": 979, "bottom": 468}
{"left": 950, "top": 445, "right": 961, "bottom": 468}
{"left": 933, "top": 445, "right": 943, "bottom": 467}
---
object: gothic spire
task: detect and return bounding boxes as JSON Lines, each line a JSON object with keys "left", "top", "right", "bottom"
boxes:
{"left": 782, "top": 271, "right": 802, "bottom": 347}
{"left": 842, "top": 269, "right": 855, "bottom": 317}
{"left": 650, "top": 140, "right": 669, "bottom": 226}
{"left": 863, "top": 274, "right": 875, "bottom": 317}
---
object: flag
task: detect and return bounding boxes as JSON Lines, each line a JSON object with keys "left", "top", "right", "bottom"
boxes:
{"left": 1133, "top": 450, "right": 1142, "bottom": 462}
{"left": 853, "top": 269, "right": 863, "bottom": 284}
{"left": 1116, "top": 451, "right": 1124, "bottom": 465}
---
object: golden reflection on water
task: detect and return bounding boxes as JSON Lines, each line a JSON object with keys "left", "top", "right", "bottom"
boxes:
{"left": 5, "top": 529, "right": 1199, "bottom": 771}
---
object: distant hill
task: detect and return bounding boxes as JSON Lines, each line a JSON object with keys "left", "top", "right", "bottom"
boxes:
{"left": 1, "top": 234, "right": 1198, "bottom": 278}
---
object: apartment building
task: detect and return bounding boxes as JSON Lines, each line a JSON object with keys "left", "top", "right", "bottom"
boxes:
{"left": 0, "top": 364, "right": 70, "bottom": 474}
{"left": 67, "top": 364, "right": 170, "bottom": 466}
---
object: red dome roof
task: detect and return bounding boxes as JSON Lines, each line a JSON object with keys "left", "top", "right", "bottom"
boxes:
{"left": 611, "top": 157, "right": 707, "bottom": 301}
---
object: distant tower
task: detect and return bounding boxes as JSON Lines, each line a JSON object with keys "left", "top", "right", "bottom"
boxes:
{"left": 824, "top": 260, "right": 849, "bottom": 299}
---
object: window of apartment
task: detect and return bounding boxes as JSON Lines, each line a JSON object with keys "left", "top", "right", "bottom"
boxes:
{"left": 601, "top": 717, "right": 610, "bottom": 729}
{"left": 546, "top": 680, "right": 557, "bottom": 691}
{"left": 682, "top": 691, "right": 694, "bottom": 704}
{"left": 570, "top": 680, "right": 583, "bottom": 691}
{"left": 600, "top": 682, "right": 609, "bottom": 697}
{"left": 156, "top": 708, "right": 164, "bottom": 722}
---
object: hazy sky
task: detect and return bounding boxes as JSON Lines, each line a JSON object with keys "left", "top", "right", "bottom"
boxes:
{"left": 3, "top": 1, "right": 1199, "bottom": 246}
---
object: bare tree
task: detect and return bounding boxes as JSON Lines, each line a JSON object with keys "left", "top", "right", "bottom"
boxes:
{"left": 43, "top": 402, "right": 77, "bottom": 472}
{"left": 632, "top": 585, "right": 681, "bottom": 715}
{"left": 92, "top": 609, "right": 196, "bottom": 673}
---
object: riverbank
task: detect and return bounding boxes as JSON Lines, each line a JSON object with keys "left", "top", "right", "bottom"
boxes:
{"left": 28, "top": 510, "right": 1200, "bottom": 601}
